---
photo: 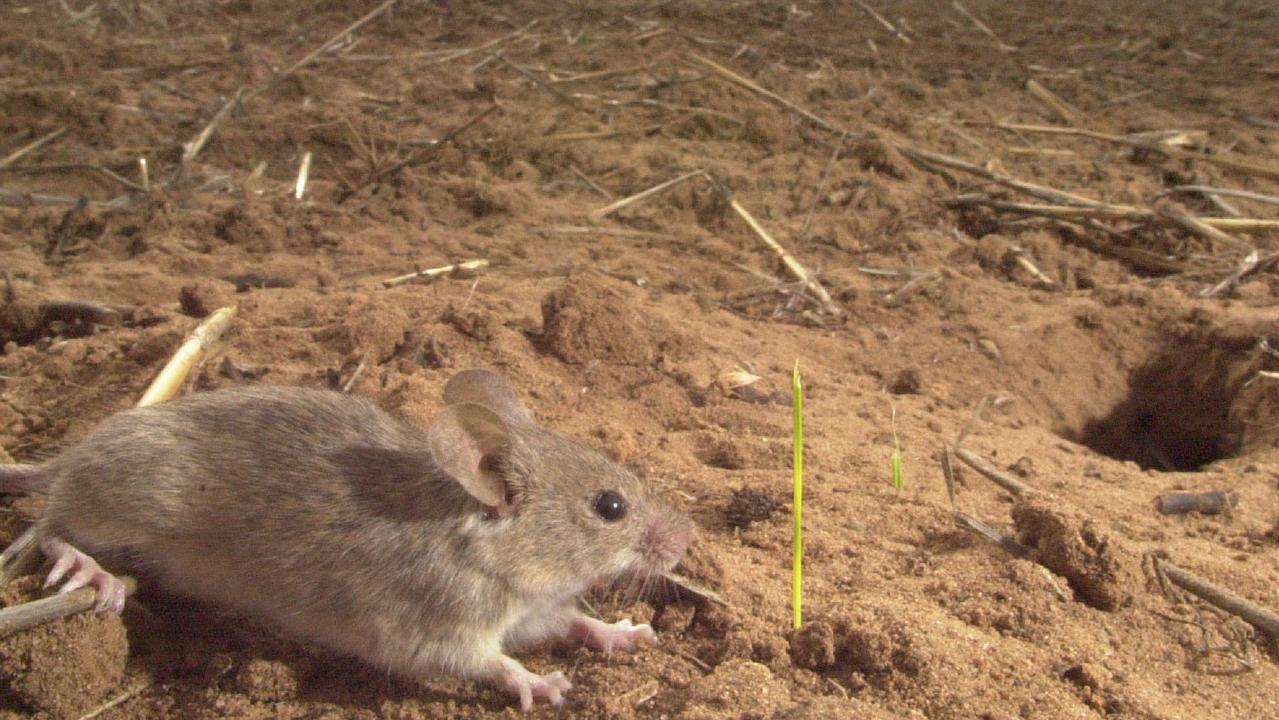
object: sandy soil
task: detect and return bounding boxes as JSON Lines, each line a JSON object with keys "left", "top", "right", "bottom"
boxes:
{"left": 2, "top": 1, "right": 1279, "bottom": 718}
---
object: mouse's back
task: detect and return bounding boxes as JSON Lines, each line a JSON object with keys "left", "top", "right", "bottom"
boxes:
{"left": 38, "top": 386, "right": 450, "bottom": 559}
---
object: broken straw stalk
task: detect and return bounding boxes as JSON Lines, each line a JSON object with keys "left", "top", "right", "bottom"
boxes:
{"left": 949, "top": 195, "right": 1279, "bottom": 232}
{"left": 718, "top": 186, "right": 842, "bottom": 317}
{"left": 0, "top": 306, "right": 238, "bottom": 634}
{"left": 382, "top": 258, "right": 488, "bottom": 288}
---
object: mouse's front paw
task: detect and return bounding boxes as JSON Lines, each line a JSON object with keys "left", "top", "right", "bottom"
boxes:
{"left": 498, "top": 657, "right": 571, "bottom": 712}
{"left": 571, "top": 616, "right": 657, "bottom": 654}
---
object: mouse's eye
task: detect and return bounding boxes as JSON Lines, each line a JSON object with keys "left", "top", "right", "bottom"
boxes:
{"left": 593, "top": 490, "right": 628, "bottom": 522}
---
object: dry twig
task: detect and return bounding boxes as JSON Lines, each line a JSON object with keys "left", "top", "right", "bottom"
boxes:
{"left": 0, "top": 577, "right": 139, "bottom": 639}
{"left": 293, "top": 151, "right": 313, "bottom": 200}
{"left": 852, "top": 0, "right": 911, "bottom": 43}
{"left": 1158, "top": 559, "right": 1279, "bottom": 644}
{"left": 0, "top": 527, "right": 40, "bottom": 584}
{"left": 952, "top": 2, "right": 1015, "bottom": 52}
{"left": 590, "top": 170, "right": 705, "bottom": 220}
{"left": 1025, "top": 79, "right": 1079, "bottom": 125}
{"left": 799, "top": 131, "right": 848, "bottom": 240}
{"left": 711, "top": 179, "right": 842, "bottom": 317}
{"left": 495, "top": 53, "right": 592, "bottom": 116}
{"left": 382, "top": 258, "right": 488, "bottom": 288}
{"left": 1168, "top": 185, "right": 1279, "bottom": 209}
{"left": 953, "top": 447, "right": 1041, "bottom": 498}
{"left": 688, "top": 54, "right": 839, "bottom": 133}
{"left": 950, "top": 195, "right": 1279, "bottom": 230}
{"left": 137, "top": 306, "right": 238, "bottom": 407}
{"left": 342, "top": 104, "right": 499, "bottom": 199}
{"left": 179, "top": 87, "right": 244, "bottom": 172}
{"left": 76, "top": 678, "right": 152, "bottom": 720}
{"left": 250, "top": 0, "right": 401, "bottom": 101}
{"left": 0, "top": 127, "right": 67, "bottom": 169}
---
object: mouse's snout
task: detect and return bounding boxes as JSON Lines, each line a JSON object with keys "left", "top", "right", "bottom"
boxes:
{"left": 639, "top": 510, "right": 696, "bottom": 572}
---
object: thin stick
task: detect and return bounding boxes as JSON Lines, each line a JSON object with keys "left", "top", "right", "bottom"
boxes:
{"left": 0, "top": 127, "right": 67, "bottom": 169}
{"left": 953, "top": 446, "right": 1041, "bottom": 498}
{"left": 0, "top": 527, "right": 41, "bottom": 583}
{"left": 545, "top": 125, "right": 664, "bottom": 142}
{"left": 903, "top": 146, "right": 1131, "bottom": 209}
{"left": 949, "top": 195, "right": 1279, "bottom": 231}
{"left": 3, "top": 162, "right": 148, "bottom": 193}
{"left": 1169, "top": 185, "right": 1279, "bottom": 208}
{"left": 77, "top": 678, "right": 151, "bottom": 720}
{"left": 341, "top": 353, "right": 368, "bottom": 393}
{"left": 136, "top": 306, "right": 238, "bottom": 407}
{"left": 344, "top": 104, "right": 499, "bottom": 198}
{"left": 549, "top": 65, "right": 642, "bottom": 84}
{"left": 590, "top": 170, "right": 704, "bottom": 220}
{"left": 249, "top": 0, "right": 400, "bottom": 101}
{"left": 180, "top": 87, "right": 244, "bottom": 170}
{"left": 1154, "top": 201, "right": 1245, "bottom": 251}
{"left": 954, "top": 511, "right": 1032, "bottom": 559}
{"left": 0, "top": 187, "right": 127, "bottom": 209}
{"left": 852, "top": 0, "right": 911, "bottom": 43}
{"left": 495, "top": 53, "right": 592, "bottom": 116}
{"left": 951, "top": 2, "right": 1015, "bottom": 52}
{"left": 1158, "top": 559, "right": 1279, "bottom": 641}
{"left": 1200, "top": 250, "right": 1264, "bottom": 298}
{"left": 1025, "top": 79, "right": 1079, "bottom": 125}
{"left": 293, "top": 151, "right": 312, "bottom": 200}
{"left": 713, "top": 181, "right": 842, "bottom": 316}
{"left": 570, "top": 165, "right": 612, "bottom": 199}
{"left": 799, "top": 131, "right": 848, "bottom": 240}
{"left": 421, "top": 19, "right": 537, "bottom": 64}
{"left": 688, "top": 54, "right": 838, "bottom": 133}
{"left": 531, "top": 225, "right": 683, "bottom": 242}
{"left": 0, "top": 577, "right": 139, "bottom": 639}
{"left": 382, "top": 258, "right": 488, "bottom": 289}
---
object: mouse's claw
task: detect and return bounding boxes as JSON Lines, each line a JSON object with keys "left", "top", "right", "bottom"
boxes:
{"left": 570, "top": 616, "right": 657, "bottom": 655}
{"left": 498, "top": 657, "right": 571, "bottom": 712}
{"left": 40, "top": 535, "right": 128, "bottom": 614}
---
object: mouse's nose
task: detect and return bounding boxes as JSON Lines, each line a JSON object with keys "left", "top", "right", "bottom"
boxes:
{"left": 642, "top": 511, "right": 697, "bottom": 571}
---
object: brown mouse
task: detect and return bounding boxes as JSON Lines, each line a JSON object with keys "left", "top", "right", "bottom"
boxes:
{"left": 0, "top": 369, "right": 696, "bottom": 710}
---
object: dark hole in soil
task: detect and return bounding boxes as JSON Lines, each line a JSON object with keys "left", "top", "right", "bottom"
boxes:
{"left": 1070, "top": 337, "right": 1259, "bottom": 472}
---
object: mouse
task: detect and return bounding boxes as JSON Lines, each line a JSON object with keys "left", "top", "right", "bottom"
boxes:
{"left": 0, "top": 368, "right": 696, "bottom": 710}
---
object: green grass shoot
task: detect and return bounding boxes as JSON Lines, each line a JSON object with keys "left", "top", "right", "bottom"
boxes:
{"left": 890, "top": 404, "right": 903, "bottom": 490}
{"left": 791, "top": 360, "right": 804, "bottom": 630}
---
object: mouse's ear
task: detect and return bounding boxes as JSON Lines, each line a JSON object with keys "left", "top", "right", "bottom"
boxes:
{"left": 443, "top": 369, "right": 533, "bottom": 427}
{"left": 427, "top": 402, "right": 512, "bottom": 508}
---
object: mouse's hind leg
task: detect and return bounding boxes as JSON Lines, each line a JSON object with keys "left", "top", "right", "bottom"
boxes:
{"left": 39, "top": 535, "right": 128, "bottom": 613}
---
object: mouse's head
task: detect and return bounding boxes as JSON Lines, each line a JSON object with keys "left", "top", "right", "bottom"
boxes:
{"left": 429, "top": 369, "right": 696, "bottom": 599}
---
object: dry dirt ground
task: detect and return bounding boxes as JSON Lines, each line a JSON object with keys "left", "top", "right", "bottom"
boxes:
{"left": 3, "top": 1, "right": 1279, "bottom": 718}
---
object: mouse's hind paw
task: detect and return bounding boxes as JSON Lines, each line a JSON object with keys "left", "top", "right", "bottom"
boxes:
{"left": 497, "top": 656, "right": 571, "bottom": 712}
{"left": 40, "top": 536, "right": 128, "bottom": 613}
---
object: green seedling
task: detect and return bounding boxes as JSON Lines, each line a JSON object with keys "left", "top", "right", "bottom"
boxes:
{"left": 791, "top": 360, "right": 804, "bottom": 630}
{"left": 890, "top": 404, "right": 903, "bottom": 490}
